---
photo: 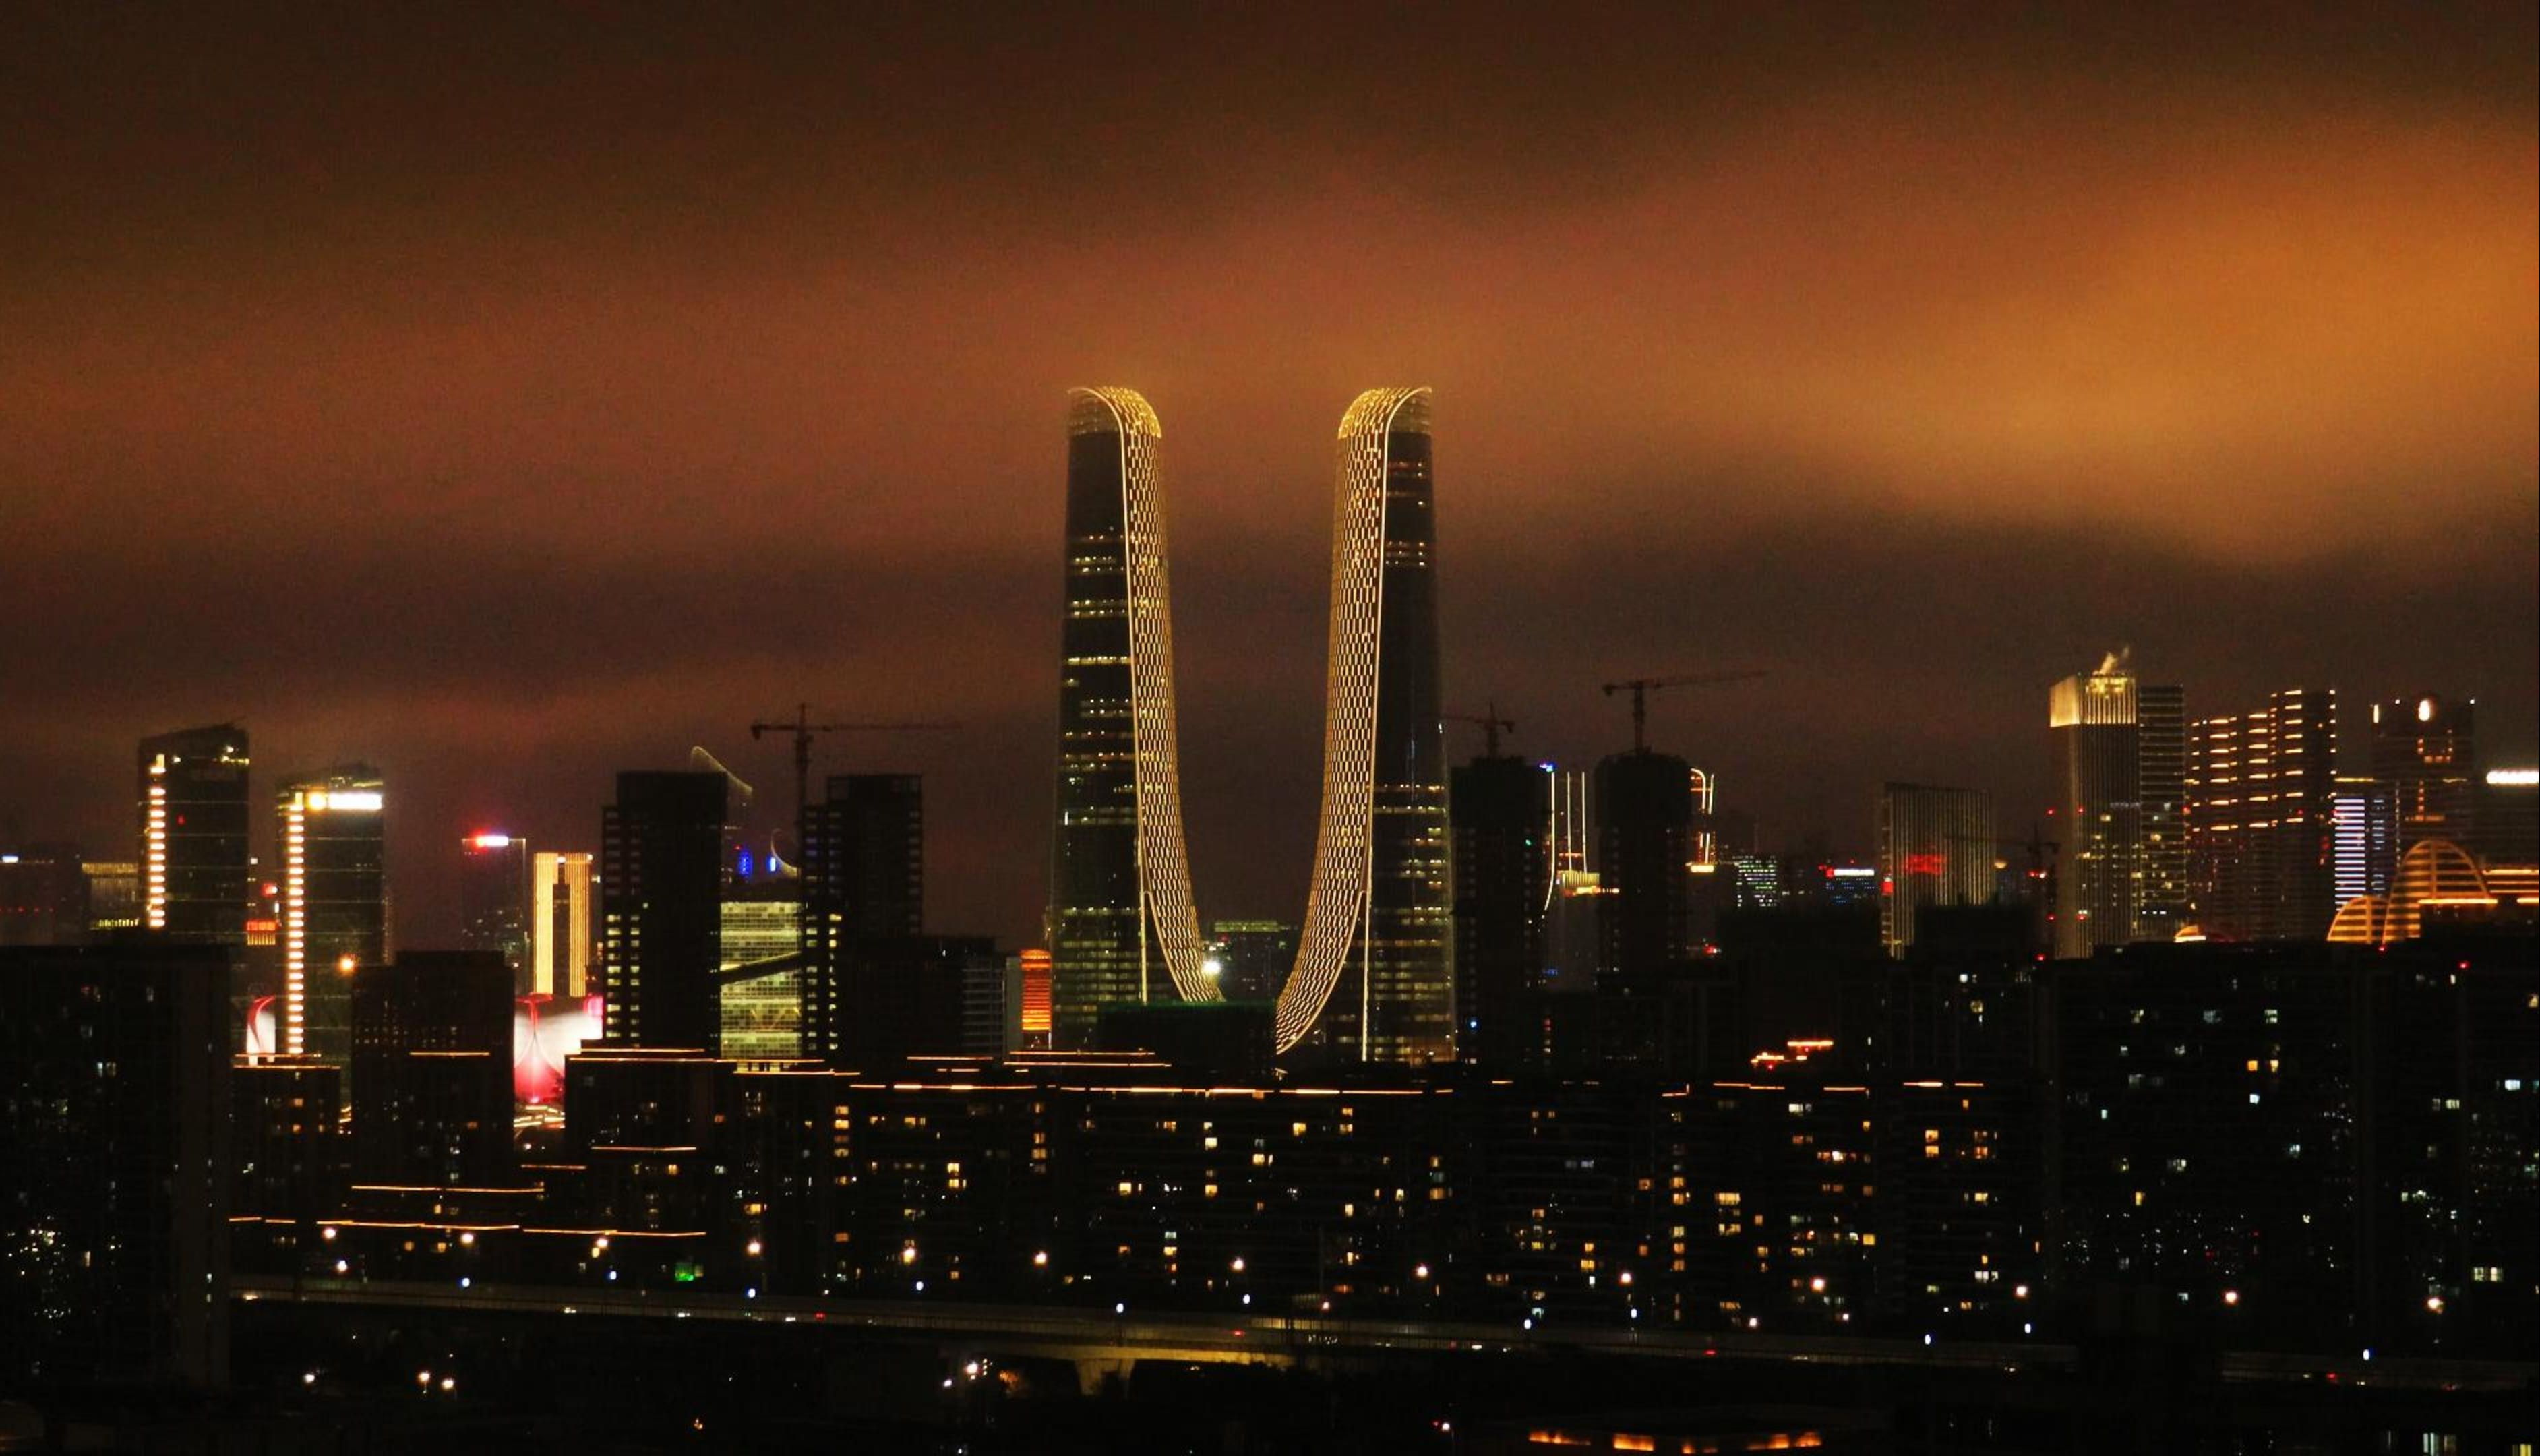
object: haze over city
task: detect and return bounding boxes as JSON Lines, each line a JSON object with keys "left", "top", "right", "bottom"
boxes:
{"left": 3, "top": 5, "right": 2532, "bottom": 952}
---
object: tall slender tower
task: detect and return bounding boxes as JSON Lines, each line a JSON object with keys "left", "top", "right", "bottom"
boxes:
{"left": 277, "top": 766, "right": 387, "bottom": 1065}
{"left": 1048, "top": 388, "right": 1212, "bottom": 1048}
{"left": 1277, "top": 388, "right": 1451, "bottom": 1063}
{"left": 2049, "top": 653, "right": 2140, "bottom": 959}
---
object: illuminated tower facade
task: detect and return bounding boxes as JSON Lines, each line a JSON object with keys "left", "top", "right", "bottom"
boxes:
{"left": 278, "top": 767, "right": 388, "bottom": 1064}
{"left": 2371, "top": 694, "right": 2478, "bottom": 851}
{"left": 1048, "top": 388, "right": 1211, "bottom": 1048}
{"left": 1279, "top": 388, "right": 1451, "bottom": 1063}
{"left": 2049, "top": 653, "right": 2141, "bottom": 959}
{"left": 2185, "top": 688, "right": 2339, "bottom": 941}
{"left": 531, "top": 851, "right": 596, "bottom": 998}
{"left": 137, "top": 724, "right": 251, "bottom": 945}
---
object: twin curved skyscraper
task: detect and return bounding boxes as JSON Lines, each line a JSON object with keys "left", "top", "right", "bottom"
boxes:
{"left": 1050, "top": 388, "right": 1451, "bottom": 1062}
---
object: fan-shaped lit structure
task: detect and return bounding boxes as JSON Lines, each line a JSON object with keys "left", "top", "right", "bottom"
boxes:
{"left": 2325, "top": 838, "right": 2506, "bottom": 946}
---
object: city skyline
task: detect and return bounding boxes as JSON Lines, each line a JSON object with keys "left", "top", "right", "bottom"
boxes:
{"left": 2, "top": 9, "right": 2533, "bottom": 954}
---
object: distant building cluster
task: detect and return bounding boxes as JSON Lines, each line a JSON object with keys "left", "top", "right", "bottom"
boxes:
{"left": 2, "top": 389, "right": 2533, "bottom": 1399}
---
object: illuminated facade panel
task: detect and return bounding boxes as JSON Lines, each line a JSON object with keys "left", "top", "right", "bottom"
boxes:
{"left": 531, "top": 851, "right": 595, "bottom": 998}
{"left": 277, "top": 766, "right": 388, "bottom": 1067}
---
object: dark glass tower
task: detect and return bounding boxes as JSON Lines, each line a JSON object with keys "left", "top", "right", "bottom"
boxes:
{"left": 2049, "top": 654, "right": 2143, "bottom": 958}
{"left": 2371, "top": 694, "right": 2479, "bottom": 851}
{"left": 457, "top": 832, "right": 531, "bottom": 993}
{"left": 1048, "top": 388, "right": 1209, "bottom": 1049}
{"left": 601, "top": 770, "right": 728, "bottom": 1052}
{"left": 1593, "top": 748, "right": 1695, "bottom": 986}
{"left": 138, "top": 723, "right": 251, "bottom": 945}
{"left": 1451, "top": 755, "right": 1550, "bottom": 1066}
{"left": 802, "top": 772, "right": 925, "bottom": 1062}
{"left": 278, "top": 766, "right": 387, "bottom": 1067}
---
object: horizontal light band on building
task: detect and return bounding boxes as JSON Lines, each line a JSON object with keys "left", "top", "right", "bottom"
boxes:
{"left": 2487, "top": 769, "right": 2538, "bottom": 787}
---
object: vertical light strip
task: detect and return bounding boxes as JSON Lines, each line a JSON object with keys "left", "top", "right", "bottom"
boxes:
{"left": 144, "top": 757, "right": 169, "bottom": 930}
{"left": 282, "top": 793, "right": 307, "bottom": 1057}
{"left": 1275, "top": 387, "right": 1428, "bottom": 1052}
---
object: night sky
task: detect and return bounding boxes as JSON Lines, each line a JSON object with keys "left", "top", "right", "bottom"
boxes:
{"left": 3, "top": 6, "right": 2533, "bottom": 950}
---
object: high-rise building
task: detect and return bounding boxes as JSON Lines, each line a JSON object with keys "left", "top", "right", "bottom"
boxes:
{"left": 2371, "top": 695, "right": 2479, "bottom": 850}
{"left": 2475, "top": 768, "right": 2538, "bottom": 871}
{"left": 1288, "top": 388, "right": 1451, "bottom": 1063}
{"left": 0, "top": 843, "right": 90, "bottom": 946}
{"left": 349, "top": 950, "right": 514, "bottom": 1188}
{"left": 2137, "top": 684, "right": 2189, "bottom": 942}
{"left": 1594, "top": 749, "right": 1695, "bottom": 986}
{"left": 0, "top": 943, "right": 231, "bottom": 1389}
{"left": 2185, "top": 688, "right": 2340, "bottom": 941}
{"left": 1209, "top": 919, "right": 1298, "bottom": 1004}
{"left": 277, "top": 766, "right": 388, "bottom": 1066}
{"left": 458, "top": 830, "right": 531, "bottom": 992}
{"left": 1047, "top": 388, "right": 1211, "bottom": 1047}
{"left": 2048, "top": 653, "right": 2169, "bottom": 957}
{"left": 1451, "top": 756, "right": 1551, "bottom": 1066}
{"left": 1044, "top": 387, "right": 1452, "bottom": 1064}
{"left": 2329, "top": 777, "right": 2400, "bottom": 911}
{"left": 601, "top": 770, "right": 728, "bottom": 1052}
{"left": 138, "top": 723, "right": 251, "bottom": 944}
{"left": 531, "top": 850, "right": 596, "bottom": 998}
{"left": 802, "top": 772, "right": 924, "bottom": 1063}
{"left": 1877, "top": 783, "right": 1996, "bottom": 955}
{"left": 721, "top": 866, "right": 802, "bottom": 1061}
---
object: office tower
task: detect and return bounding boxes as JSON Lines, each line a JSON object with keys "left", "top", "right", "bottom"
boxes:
{"left": 2474, "top": 768, "right": 2537, "bottom": 871}
{"left": 0, "top": 943, "right": 230, "bottom": 1389}
{"left": 721, "top": 866, "right": 801, "bottom": 1060}
{"left": 2372, "top": 694, "right": 2479, "bottom": 850}
{"left": 1208, "top": 919, "right": 1298, "bottom": 1003}
{"left": 2329, "top": 777, "right": 2400, "bottom": 911}
{"left": 801, "top": 772, "right": 924, "bottom": 1062}
{"left": 2185, "top": 688, "right": 2340, "bottom": 941}
{"left": 2137, "top": 684, "right": 2189, "bottom": 941}
{"left": 965, "top": 954, "right": 1025, "bottom": 1055}
{"left": 138, "top": 723, "right": 251, "bottom": 944}
{"left": 1877, "top": 783, "right": 1997, "bottom": 955}
{"left": 457, "top": 830, "right": 531, "bottom": 992}
{"left": 277, "top": 766, "right": 388, "bottom": 1065}
{"left": 1286, "top": 388, "right": 1451, "bottom": 1063}
{"left": 349, "top": 951, "right": 514, "bottom": 1188}
{"left": 1451, "top": 756, "right": 1550, "bottom": 1064}
{"left": 228, "top": 1056, "right": 340, "bottom": 1274}
{"left": 1593, "top": 748, "right": 1695, "bottom": 985}
{"left": 0, "top": 843, "right": 89, "bottom": 945}
{"left": 531, "top": 850, "right": 596, "bottom": 997}
{"left": 601, "top": 770, "right": 729, "bottom": 1052}
{"left": 2049, "top": 652, "right": 2162, "bottom": 957}
{"left": 829, "top": 934, "right": 998, "bottom": 1068}
{"left": 1048, "top": 388, "right": 1211, "bottom": 1048}
{"left": 1728, "top": 852, "right": 1782, "bottom": 909}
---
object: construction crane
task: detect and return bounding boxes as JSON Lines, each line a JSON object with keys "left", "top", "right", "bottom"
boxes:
{"left": 1443, "top": 702, "right": 1517, "bottom": 758}
{"left": 1598, "top": 670, "right": 1766, "bottom": 754}
{"left": 747, "top": 705, "right": 955, "bottom": 872}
